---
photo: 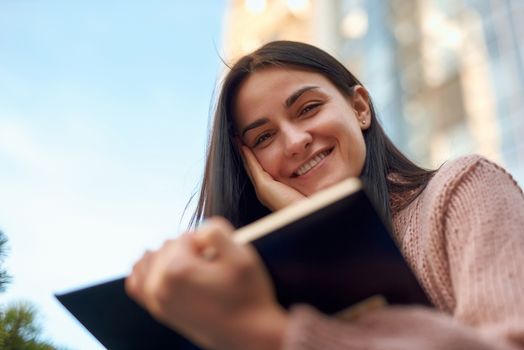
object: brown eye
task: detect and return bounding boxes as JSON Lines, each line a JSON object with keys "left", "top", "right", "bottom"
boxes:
{"left": 253, "top": 132, "right": 273, "bottom": 147}
{"left": 299, "top": 102, "right": 321, "bottom": 116}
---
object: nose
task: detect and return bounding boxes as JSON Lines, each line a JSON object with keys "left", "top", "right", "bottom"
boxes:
{"left": 282, "top": 124, "right": 312, "bottom": 158}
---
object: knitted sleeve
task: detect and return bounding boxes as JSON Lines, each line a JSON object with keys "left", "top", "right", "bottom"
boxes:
{"left": 282, "top": 158, "right": 524, "bottom": 350}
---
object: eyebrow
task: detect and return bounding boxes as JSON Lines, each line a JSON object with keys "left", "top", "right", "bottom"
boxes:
{"left": 240, "top": 86, "right": 320, "bottom": 138}
{"left": 241, "top": 117, "right": 270, "bottom": 138}
{"left": 285, "top": 86, "right": 319, "bottom": 108}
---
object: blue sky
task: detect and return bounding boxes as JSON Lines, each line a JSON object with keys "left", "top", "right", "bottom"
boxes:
{"left": 0, "top": 1, "right": 226, "bottom": 348}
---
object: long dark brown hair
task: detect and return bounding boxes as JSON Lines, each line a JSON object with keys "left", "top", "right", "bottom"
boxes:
{"left": 190, "top": 41, "right": 434, "bottom": 228}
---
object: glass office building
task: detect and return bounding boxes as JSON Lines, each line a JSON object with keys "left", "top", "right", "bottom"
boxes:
{"left": 222, "top": 0, "right": 524, "bottom": 185}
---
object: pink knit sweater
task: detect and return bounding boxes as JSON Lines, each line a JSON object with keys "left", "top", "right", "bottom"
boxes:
{"left": 283, "top": 155, "right": 524, "bottom": 350}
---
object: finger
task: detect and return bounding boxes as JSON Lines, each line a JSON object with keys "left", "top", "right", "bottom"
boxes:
{"left": 140, "top": 236, "right": 201, "bottom": 314}
{"left": 125, "top": 250, "right": 154, "bottom": 303}
{"left": 238, "top": 145, "right": 254, "bottom": 182}
{"left": 242, "top": 146, "right": 278, "bottom": 186}
{"left": 153, "top": 236, "right": 199, "bottom": 273}
{"left": 240, "top": 145, "right": 263, "bottom": 183}
{"left": 234, "top": 138, "right": 251, "bottom": 177}
{"left": 193, "top": 217, "right": 236, "bottom": 260}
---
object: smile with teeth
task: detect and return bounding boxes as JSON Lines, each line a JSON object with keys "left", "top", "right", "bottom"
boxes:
{"left": 294, "top": 148, "right": 333, "bottom": 176}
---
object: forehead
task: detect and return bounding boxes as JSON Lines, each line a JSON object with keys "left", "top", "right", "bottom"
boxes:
{"left": 234, "top": 67, "right": 335, "bottom": 124}
{"left": 236, "top": 67, "right": 333, "bottom": 104}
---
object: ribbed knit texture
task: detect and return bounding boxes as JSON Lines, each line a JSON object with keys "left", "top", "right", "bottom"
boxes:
{"left": 283, "top": 155, "right": 524, "bottom": 350}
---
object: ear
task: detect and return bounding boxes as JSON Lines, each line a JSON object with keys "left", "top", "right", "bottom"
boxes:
{"left": 349, "top": 85, "right": 371, "bottom": 131}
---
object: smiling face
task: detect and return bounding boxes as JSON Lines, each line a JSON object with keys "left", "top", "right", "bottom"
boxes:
{"left": 234, "top": 67, "right": 371, "bottom": 196}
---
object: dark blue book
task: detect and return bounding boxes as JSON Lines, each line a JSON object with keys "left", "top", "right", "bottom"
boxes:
{"left": 56, "top": 178, "right": 431, "bottom": 350}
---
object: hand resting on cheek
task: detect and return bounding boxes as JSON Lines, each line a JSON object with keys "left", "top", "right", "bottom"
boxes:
{"left": 240, "top": 145, "right": 306, "bottom": 211}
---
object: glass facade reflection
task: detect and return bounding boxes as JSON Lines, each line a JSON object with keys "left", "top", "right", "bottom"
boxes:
{"left": 222, "top": 0, "right": 524, "bottom": 185}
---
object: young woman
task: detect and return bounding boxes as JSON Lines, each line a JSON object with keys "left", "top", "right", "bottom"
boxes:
{"left": 125, "top": 41, "right": 524, "bottom": 350}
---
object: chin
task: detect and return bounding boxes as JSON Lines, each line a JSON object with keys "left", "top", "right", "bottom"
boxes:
{"left": 302, "top": 176, "right": 347, "bottom": 196}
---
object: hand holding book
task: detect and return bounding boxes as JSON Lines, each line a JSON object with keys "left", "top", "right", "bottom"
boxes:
{"left": 125, "top": 217, "right": 289, "bottom": 350}
{"left": 56, "top": 178, "right": 430, "bottom": 350}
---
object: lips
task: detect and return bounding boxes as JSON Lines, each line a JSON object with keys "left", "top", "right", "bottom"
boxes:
{"left": 293, "top": 148, "right": 333, "bottom": 177}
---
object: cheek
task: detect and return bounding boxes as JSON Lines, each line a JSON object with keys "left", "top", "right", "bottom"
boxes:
{"left": 254, "top": 148, "right": 282, "bottom": 179}
{"left": 314, "top": 109, "right": 357, "bottom": 135}
{"left": 342, "top": 132, "right": 367, "bottom": 175}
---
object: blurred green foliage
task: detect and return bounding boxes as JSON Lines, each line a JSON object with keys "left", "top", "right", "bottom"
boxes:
{"left": 0, "top": 231, "right": 67, "bottom": 350}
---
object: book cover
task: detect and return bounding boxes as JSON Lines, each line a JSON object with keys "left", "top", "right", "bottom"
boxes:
{"left": 56, "top": 178, "right": 431, "bottom": 350}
